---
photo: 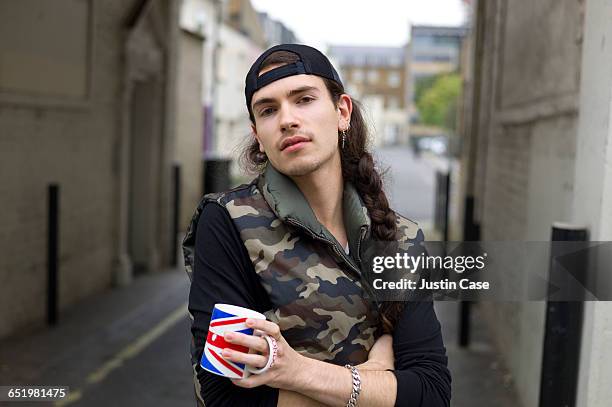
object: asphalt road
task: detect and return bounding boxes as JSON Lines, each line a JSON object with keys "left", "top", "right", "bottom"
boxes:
{"left": 374, "top": 146, "right": 437, "bottom": 224}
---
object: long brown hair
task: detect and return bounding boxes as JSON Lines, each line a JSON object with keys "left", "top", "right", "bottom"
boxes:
{"left": 243, "top": 50, "right": 404, "bottom": 334}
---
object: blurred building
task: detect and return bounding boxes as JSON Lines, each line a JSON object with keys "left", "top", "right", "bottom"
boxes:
{"left": 407, "top": 25, "right": 467, "bottom": 137}
{"left": 215, "top": 0, "right": 266, "bottom": 181}
{"left": 175, "top": 28, "right": 204, "bottom": 230}
{"left": 257, "top": 12, "right": 298, "bottom": 46}
{"left": 458, "top": 0, "right": 612, "bottom": 406}
{"left": 329, "top": 46, "right": 409, "bottom": 146}
{"left": 0, "top": 0, "right": 179, "bottom": 340}
{"left": 177, "top": 0, "right": 221, "bottom": 226}
{"left": 177, "top": 0, "right": 269, "bottom": 209}
{"left": 225, "top": 0, "right": 267, "bottom": 48}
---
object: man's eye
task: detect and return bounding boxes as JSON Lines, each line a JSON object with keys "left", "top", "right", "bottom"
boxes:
{"left": 260, "top": 107, "right": 275, "bottom": 116}
{"left": 298, "top": 96, "right": 314, "bottom": 104}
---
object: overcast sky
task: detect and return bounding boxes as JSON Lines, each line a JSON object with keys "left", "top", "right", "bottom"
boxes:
{"left": 251, "top": 0, "right": 467, "bottom": 48}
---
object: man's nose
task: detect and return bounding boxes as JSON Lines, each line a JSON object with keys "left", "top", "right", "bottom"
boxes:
{"left": 279, "top": 103, "right": 299, "bottom": 132}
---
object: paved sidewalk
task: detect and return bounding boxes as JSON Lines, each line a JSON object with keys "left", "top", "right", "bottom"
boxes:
{"left": 0, "top": 269, "right": 193, "bottom": 406}
{"left": 436, "top": 302, "right": 521, "bottom": 406}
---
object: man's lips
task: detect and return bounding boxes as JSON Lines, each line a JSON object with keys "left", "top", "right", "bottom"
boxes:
{"left": 280, "top": 135, "right": 311, "bottom": 151}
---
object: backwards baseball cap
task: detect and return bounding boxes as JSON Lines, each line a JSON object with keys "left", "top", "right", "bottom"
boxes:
{"left": 245, "top": 44, "right": 344, "bottom": 114}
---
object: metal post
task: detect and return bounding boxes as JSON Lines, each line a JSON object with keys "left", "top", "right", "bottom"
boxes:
{"left": 434, "top": 170, "right": 451, "bottom": 241}
{"left": 539, "top": 223, "right": 587, "bottom": 407}
{"left": 459, "top": 195, "right": 480, "bottom": 348}
{"left": 171, "top": 164, "right": 181, "bottom": 267}
{"left": 203, "top": 158, "right": 231, "bottom": 194}
{"left": 459, "top": 301, "right": 471, "bottom": 347}
{"left": 47, "top": 184, "right": 59, "bottom": 325}
{"left": 435, "top": 171, "right": 442, "bottom": 233}
{"left": 443, "top": 171, "right": 450, "bottom": 242}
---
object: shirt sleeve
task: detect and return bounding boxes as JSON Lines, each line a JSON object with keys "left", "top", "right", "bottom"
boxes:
{"left": 390, "top": 296, "right": 452, "bottom": 407}
{"left": 188, "top": 202, "right": 279, "bottom": 407}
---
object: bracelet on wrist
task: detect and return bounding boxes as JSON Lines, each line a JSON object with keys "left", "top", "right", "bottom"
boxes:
{"left": 344, "top": 364, "right": 362, "bottom": 407}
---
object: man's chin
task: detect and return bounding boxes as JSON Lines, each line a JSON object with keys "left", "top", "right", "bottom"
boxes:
{"left": 277, "top": 160, "right": 322, "bottom": 177}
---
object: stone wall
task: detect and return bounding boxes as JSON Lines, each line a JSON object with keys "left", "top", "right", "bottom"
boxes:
{"left": 0, "top": 0, "right": 178, "bottom": 339}
{"left": 469, "top": 0, "right": 584, "bottom": 405}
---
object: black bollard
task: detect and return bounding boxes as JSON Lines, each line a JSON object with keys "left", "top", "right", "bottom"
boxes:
{"left": 202, "top": 158, "right": 231, "bottom": 194}
{"left": 459, "top": 195, "right": 480, "bottom": 348}
{"left": 47, "top": 184, "right": 59, "bottom": 325}
{"left": 538, "top": 223, "right": 587, "bottom": 407}
{"left": 459, "top": 301, "right": 471, "bottom": 347}
{"left": 434, "top": 170, "right": 451, "bottom": 241}
{"left": 171, "top": 165, "right": 181, "bottom": 267}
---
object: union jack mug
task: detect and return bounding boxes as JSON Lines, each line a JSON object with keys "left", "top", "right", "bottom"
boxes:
{"left": 201, "top": 303, "right": 273, "bottom": 379}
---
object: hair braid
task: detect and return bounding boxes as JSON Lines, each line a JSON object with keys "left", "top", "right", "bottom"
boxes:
{"left": 350, "top": 152, "right": 397, "bottom": 241}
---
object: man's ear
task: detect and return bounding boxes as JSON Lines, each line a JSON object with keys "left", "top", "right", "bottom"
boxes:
{"left": 337, "top": 94, "right": 353, "bottom": 130}
{"left": 251, "top": 124, "right": 265, "bottom": 153}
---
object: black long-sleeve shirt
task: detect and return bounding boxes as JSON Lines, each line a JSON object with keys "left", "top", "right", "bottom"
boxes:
{"left": 188, "top": 202, "right": 451, "bottom": 406}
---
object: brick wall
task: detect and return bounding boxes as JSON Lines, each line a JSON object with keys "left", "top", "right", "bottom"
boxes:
{"left": 0, "top": 1, "right": 177, "bottom": 340}
{"left": 467, "top": 0, "right": 584, "bottom": 405}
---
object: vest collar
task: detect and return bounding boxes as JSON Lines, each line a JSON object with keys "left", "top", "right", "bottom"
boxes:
{"left": 258, "top": 164, "right": 370, "bottom": 256}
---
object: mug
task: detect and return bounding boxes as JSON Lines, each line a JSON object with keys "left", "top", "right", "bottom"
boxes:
{"left": 201, "top": 303, "right": 275, "bottom": 379}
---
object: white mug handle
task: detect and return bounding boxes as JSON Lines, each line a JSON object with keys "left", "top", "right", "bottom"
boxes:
{"left": 245, "top": 333, "right": 276, "bottom": 375}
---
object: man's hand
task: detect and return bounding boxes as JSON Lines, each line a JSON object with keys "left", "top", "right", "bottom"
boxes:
{"left": 357, "top": 334, "right": 394, "bottom": 371}
{"left": 221, "top": 318, "right": 308, "bottom": 391}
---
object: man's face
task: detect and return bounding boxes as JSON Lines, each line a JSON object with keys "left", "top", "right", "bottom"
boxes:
{"left": 250, "top": 72, "right": 350, "bottom": 178}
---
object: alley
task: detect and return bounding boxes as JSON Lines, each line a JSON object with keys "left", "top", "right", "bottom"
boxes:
{"left": 0, "top": 147, "right": 519, "bottom": 407}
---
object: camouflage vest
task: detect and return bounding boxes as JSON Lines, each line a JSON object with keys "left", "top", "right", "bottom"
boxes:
{"left": 183, "top": 165, "right": 422, "bottom": 365}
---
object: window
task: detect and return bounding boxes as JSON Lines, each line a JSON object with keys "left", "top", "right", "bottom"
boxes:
{"left": 367, "top": 69, "right": 379, "bottom": 83}
{"left": 389, "top": 56, "right": 402, "bottom": 67}
{"left": 387, "top": 72, "right": 401, "bottom": 88}
{"left": 386, "top": 97, "right": 400, "bottom": 109}
{"left": 434, "top": 36, "right": 459, "bottom": 46}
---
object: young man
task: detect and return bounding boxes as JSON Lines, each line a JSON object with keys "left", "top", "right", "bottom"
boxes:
{"left": 183, "top": 44, "right": 451, "bottom": 407}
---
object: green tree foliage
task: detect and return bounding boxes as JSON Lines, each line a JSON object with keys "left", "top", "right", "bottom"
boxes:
{"left": 416, "top": 73, "right": 462, "bottom": 131}
{"left": 414, "top": 76, "right": 438, "bottom": 106}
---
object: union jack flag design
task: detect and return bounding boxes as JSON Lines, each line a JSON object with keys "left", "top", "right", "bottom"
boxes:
{"left": 201, "top": 307, "right": 255, "bottom": 378}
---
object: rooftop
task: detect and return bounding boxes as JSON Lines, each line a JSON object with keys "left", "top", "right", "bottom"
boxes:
{"left": 328, "top": 45, "right": 406, "bottom": 67}
{"left": 411, "top": 24, "right": 469, "bottom": 38}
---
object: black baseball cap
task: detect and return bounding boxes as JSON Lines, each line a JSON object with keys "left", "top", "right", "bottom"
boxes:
{"left": 245, "top": 44, "right": 344, "bottom": 115}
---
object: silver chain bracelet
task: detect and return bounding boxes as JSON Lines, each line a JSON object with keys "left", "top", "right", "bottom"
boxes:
{"left": 344, "top": 364, "right": 362, "bottom": 407}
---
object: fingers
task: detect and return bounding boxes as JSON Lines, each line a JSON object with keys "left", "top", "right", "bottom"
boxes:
{"left": 371, "top": 334, "right": 393, "bottom": 353}
{"left": 373, "top": 334, "right": 393, "bottom": 347}
{"left": 224, "top": 331, "right": 269, "bottom": 353}
{"left": 355, "top": 360, "right": 383, "bottom": 371}
{"left": 380, "top": 333, "right": 393, "bottom": 341}
{"left": 245, "top": 318, "right": 281, "bottom": 339}
{"left": 222, "top": 329, "right": 274, "bottom": 370}
{"left": 368, "top": 334, "right": 395, "bottom": 369}
{"left": 224, "top": 319, "right": 283, "bottom": 389}
{"left": 231, "top": 374, "right": 267, "bottom": 389}
{"left": 222, "top": 348, "right": 268, "bottom": 368}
